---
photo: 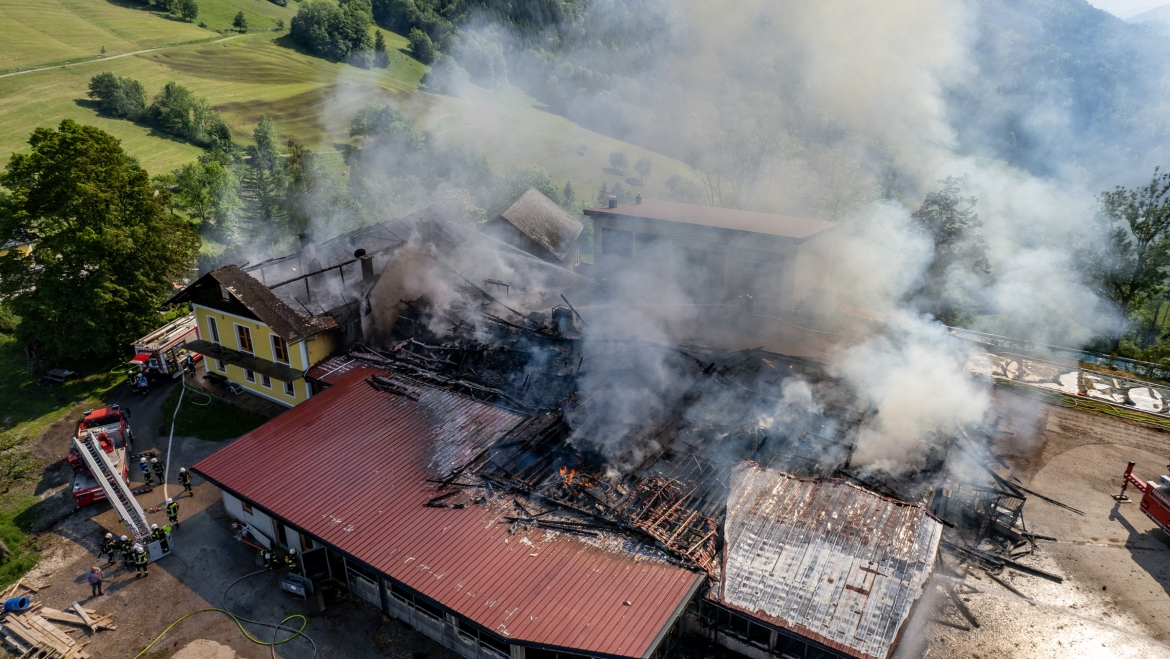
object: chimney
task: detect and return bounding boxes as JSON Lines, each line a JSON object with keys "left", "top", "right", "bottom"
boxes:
{"left": 608, "top": 195, "right": 617, "bottom": 209}
{"left": 635, "top": 193, "right": 642, "bottom": 204}
{"left": 355, "top": 249, "right": 374, "bottom": 284}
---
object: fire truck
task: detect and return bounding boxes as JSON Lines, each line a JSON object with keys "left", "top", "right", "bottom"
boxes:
{"left": 1116, "top": 461, "right": 1170, "bottom": 535}
{"left": 130, "top": 313, "right": 202, "bottom": 380}
{"left": 69, "top": 406, "right": 134, "bottom": 508}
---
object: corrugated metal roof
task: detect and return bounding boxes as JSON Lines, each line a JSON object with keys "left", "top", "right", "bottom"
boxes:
{"left": 304, "top": 354, "right": 360, "bottom": 384}
{"left": 584, "top": 200, "right": 838, "bottom": 241}
{"left": 715, "top": 464, "right": 942, "bottom": 659}
{"left": 194, "top": 365, "right": 701, "bottom": 658}
{"left": 495, "top": 188, "right": 584, "bottom": 261}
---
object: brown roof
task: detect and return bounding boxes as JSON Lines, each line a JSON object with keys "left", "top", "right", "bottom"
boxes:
{"left": 207, "top": 265, "right": 337, "bottom": 343}
{"left": 194, "top": 365, "right": 703, "bottom": 657}
{"left": 714, "top": 464, "right": 942, "bottom": 659}
{"left": 584, "top": 200, "right": 837, "bottom": 241}
{"left": 496, "top": 188, "right": 583, "bottom": 261}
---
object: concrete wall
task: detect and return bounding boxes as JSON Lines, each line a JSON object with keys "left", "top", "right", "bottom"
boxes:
{"left": 221, "top": 491, "right": 275, "bottom": 547}
{"left": 591, "top": 214, "right": 828, "bottom": 311}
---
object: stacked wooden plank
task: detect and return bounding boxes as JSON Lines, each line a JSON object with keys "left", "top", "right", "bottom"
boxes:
{"left": 39, "top": 604, "right": 116, "bottom": 634}
{"left": 1, "top": 606, "right": 91, "bottom": 659}
{"left": 0, "top": 578, "right": 49, "bottom": 600}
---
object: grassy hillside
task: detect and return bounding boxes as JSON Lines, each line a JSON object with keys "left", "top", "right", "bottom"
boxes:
{"left": 0, "top": 1, "right": 696, "bottom": 207}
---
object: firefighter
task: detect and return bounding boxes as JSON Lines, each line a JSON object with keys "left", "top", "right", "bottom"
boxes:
{"left": 134, "top": 544, "right": 148, "bottom": 577}
{"left": 151, "top": 523, "right": 170, "bottom": 553}
{"left": 135, "top": 371, "right": 149, "bottom": 395}
{"left": 178, "top": 467, "right": 193, "bottom": 496}
{"left": 98, "top": 533, "right": 117, "bottom": 564}
{"left": 139, "top": 457, "right": 153, "bottom": 487}
{"left": 183, "top": 352, "right": 195, "bottom": 374}
{"left": 119, "top": 536, "right": 134, "bottom": 567}
{"left": 166, "top": 497, "right": 180, "bottom": 528}
{"left": 284, "top": 548, "right": 300, "bottom": 574}
{"left": 151, "top": 457, "right": 165, "bottom": 485}
{"left": 260, "top": 548, "right": 275, "bottom": 569}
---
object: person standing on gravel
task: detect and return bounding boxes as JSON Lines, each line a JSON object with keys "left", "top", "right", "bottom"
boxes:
{"left": 151, "top": 457, "right": 166, "bottom": 485}
{"left": 178, "top": 467, "right": 193, "bottom": 496}
{"left": 86, "top": 566, "right": 104, "bottom": 596}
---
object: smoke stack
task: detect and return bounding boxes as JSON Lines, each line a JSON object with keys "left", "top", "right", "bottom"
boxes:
{"left": 635, "top": 193, "right": 642, "bottom": 204}
{"left": 355, "top": 249, "right": 374, "bottom": 285}
{"left": 608, "top": 195, "right": 617, "bottom": 209}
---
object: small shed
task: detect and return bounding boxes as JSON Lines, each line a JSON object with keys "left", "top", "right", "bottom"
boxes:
{"left": 482, "top": 188, "right": 583, "bottom": 267}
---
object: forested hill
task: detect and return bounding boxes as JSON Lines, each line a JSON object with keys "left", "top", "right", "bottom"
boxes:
{"left": 947, "top": 0, "right": 1170, "bottom": 186}
{"left": 395, "top": 0, "right": 1170, "bottom": 189}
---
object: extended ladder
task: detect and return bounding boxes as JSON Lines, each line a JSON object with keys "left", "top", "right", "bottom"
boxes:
{"left": 72, "top": 430, "right": 152, "bottom": 541}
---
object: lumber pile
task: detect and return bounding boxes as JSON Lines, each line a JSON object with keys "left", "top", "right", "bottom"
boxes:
{"left": 0, "top": 605, "right": 90, "bottom": 659}
{"left": 0, "top": 592, "right": 115, "bottom": 658}
{"left": 0, "top": 578, "right": 49, "bottom": 600}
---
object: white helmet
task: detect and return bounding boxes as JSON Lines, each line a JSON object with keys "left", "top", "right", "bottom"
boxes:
{"left": 120, "top": 535, "right": 128, "bottom": 541}
{"left": 134, "top": 544, "right": 144, "bottom": 553}
{"left": 151, "top": 457, "right": 158, "bottom": 464}
{"left": 289, "top": 548, "right": 297, "bottom": 556}
{"left": 105, "top": 532, "right": 113, "bottom": 539}
{"left": 166, "top": 498, "right": 173, "bottom": 504}
{"left": 179, "top": 467, "right": 187, "bottom": 473}
{"left": 139, "top": 457, "right": 147, "bottom": 464}
{"left": 151, "top": 524, "right": 158, "bottom": 530}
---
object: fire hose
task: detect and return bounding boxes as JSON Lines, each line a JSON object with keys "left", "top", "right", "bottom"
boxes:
{"left": 131, "top": 569, "right": 317, "bottom": 659}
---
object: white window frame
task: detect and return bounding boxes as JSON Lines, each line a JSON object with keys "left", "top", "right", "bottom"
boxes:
{"left": 283, "top": 380, "right": 296, "bottom": 397}
{"left": 207, "top": 316, "right": 220, "bottom": 344}
{"left": 261, "top": 374, "right": 272, "bottom": 389}
{"left": 215, "top": 359, "right": 226, "bottom": 372}
{"left": 244, "top": 369, "right": 256, "bottom": 383}
{"left": 234, "top": 324, "right": 254, "bottom": 354}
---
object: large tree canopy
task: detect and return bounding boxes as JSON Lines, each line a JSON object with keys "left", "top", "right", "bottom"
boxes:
{"left": 0, "top": 120, "right": 200, "bottom": 358}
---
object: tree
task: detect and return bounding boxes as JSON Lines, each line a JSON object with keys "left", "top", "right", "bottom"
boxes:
{"left": 289, "top": 0, "right": 373, "bottom": 62}
{"left": 906, "top": 176, "right": 990, "bottom": 326}
{"left": 634, "top": 157, "right": 651, "bottom": 183}
{"left": 0, "top": 120, "right": 199, "bottom": 358}
{"left": 423, "top": 55, "right": 468, "bottom": 95}
{"left": 609, "top": 181, "right": 634, "bottom": 204}
{"left": 176, "top": 0, "right": 198, "bottom": 21}
{"left": 562, "top": 181, "right": 575, "bottom": 205}
{"left": 233, "top": 11, "right": 248, "bottom": 32}
{"left": 609, "top": 151, "right": 628, "bottom": 172}
{"left": 161, "top": 160, "right": 237, "bottom": 229}
{"left": 275, "top": 18, "right": 284, "bottom": 30}
{"left": 252, "top": 115, "right": 280, "bottom": 171}
{"left": 409, "top": 27, "right": 436, "bottom": 64}
{"left": 1078, "top": 168, "right": 1170, "bottom": 351}
{"left": 150, "top": 81, "right": 196, "bottom": 137}
{"left": 374, "top": 30, "right": 389, "bottom": 68}
{"left": 596, "top": 182, "right": 607, "bottom": 206}
{"left": 87, "top": 72, "right": 147, "bottom": 120}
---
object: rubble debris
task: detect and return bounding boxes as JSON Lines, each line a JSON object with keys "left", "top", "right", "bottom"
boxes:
{"left": 1, "top": 603, "right": 93, "bottom": 658}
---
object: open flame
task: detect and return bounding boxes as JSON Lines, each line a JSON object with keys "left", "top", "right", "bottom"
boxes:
{"left": 559, "top": 465, "right": 576, "bottom": 485}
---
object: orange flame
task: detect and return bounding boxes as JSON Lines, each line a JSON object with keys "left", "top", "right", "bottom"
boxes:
{"left": 559, "top": 466, "right": 576, "bottom": 485}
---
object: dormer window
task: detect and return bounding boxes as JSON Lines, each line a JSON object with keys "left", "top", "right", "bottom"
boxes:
{"left": 220, "top": 284, "right": 231, "bottom": 301}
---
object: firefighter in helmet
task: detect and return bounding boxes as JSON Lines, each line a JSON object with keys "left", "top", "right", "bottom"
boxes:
{"left": 134, "top": 544, "right": 149, "bottom": 577}
{"left": 151, "top": 523, "right": 170, "bottom": 552}
{"left": 151, "top": 457, "right": 165, "bottom": 484}
{"left": 99, "top": 532, "right": 117, "bottom": 564}
{"left": 284, "top": 548, "right": 300, "bottom": 574}
{"left": 139, "top": 457, "right": 153, "bottom": 487}
{"left": 135, "top": 371, "right": 149, "bottom": 394}
{"left": 261, "top": 548, "right": 275, "bottom": 569}
{"left": 178, "top": 467, "right": 193, "bottom": 496}
{"left": 166, "top": 497, "right": 180, "bottom": 528}
{"left": 119, "top": 535, "right": 134, "bottom": 567}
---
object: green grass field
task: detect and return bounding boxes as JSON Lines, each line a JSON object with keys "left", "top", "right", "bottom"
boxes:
{"left": 0, "top": 0, "right": 694, "bottom": 204}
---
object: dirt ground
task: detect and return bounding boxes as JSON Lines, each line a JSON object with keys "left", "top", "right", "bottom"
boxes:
{"left": 7, "top": 381, "right": 460, "bottom": 659}
{"left": 13, "top": 381, "right": 1170, "bottom": 659}
{"left": 894, "top": 388, "right": 1170, "bottom": 658}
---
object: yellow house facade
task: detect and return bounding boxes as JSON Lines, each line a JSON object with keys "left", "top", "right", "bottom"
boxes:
{"left": 169, "top": 265, "right": 341, "bottom": 408}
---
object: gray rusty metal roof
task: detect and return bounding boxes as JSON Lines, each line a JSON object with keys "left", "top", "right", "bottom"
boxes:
{"left": 715, "top": 464, "right": 942, "bottom": 659}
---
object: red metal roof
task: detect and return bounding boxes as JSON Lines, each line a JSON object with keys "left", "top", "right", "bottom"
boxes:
{"left": 584, "top": 200, "right": 838, "bottom": 241}
{"left": 194, "top": 365, "right": 701, "bottom": 657}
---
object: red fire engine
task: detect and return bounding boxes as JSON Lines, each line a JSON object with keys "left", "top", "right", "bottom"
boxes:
{"left": 1116, "top": 461, "right": 1170, "bottom": 535}
{"left": 130, "top": 313, "right": 202, "bottom": 379}
{"left": 69, "top": 406, "right": 134, "bottom": 508}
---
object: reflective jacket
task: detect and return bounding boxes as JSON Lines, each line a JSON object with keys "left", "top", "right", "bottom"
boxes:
{"left": 135, "top": 551, "right": 148, "bottom": 566}
{"left": 166, "top": 502, "right": 179, "bottom": 518}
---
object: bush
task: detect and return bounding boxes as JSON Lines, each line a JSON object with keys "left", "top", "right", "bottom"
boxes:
{"left": 409, "top": 27, "right": 436, "bottom": 64}
{"left": 423, "top": 55, "right": 467, "bottom": 96}
{"left": 87, "top": 72, "right": 147, "bottom": 120}
{"left": 270, "top": 0, "right": 287, "bottom": 6}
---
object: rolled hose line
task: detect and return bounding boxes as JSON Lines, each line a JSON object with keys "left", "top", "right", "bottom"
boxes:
{"left": 132, "top": 569, "right": 317, "bottom": 659}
